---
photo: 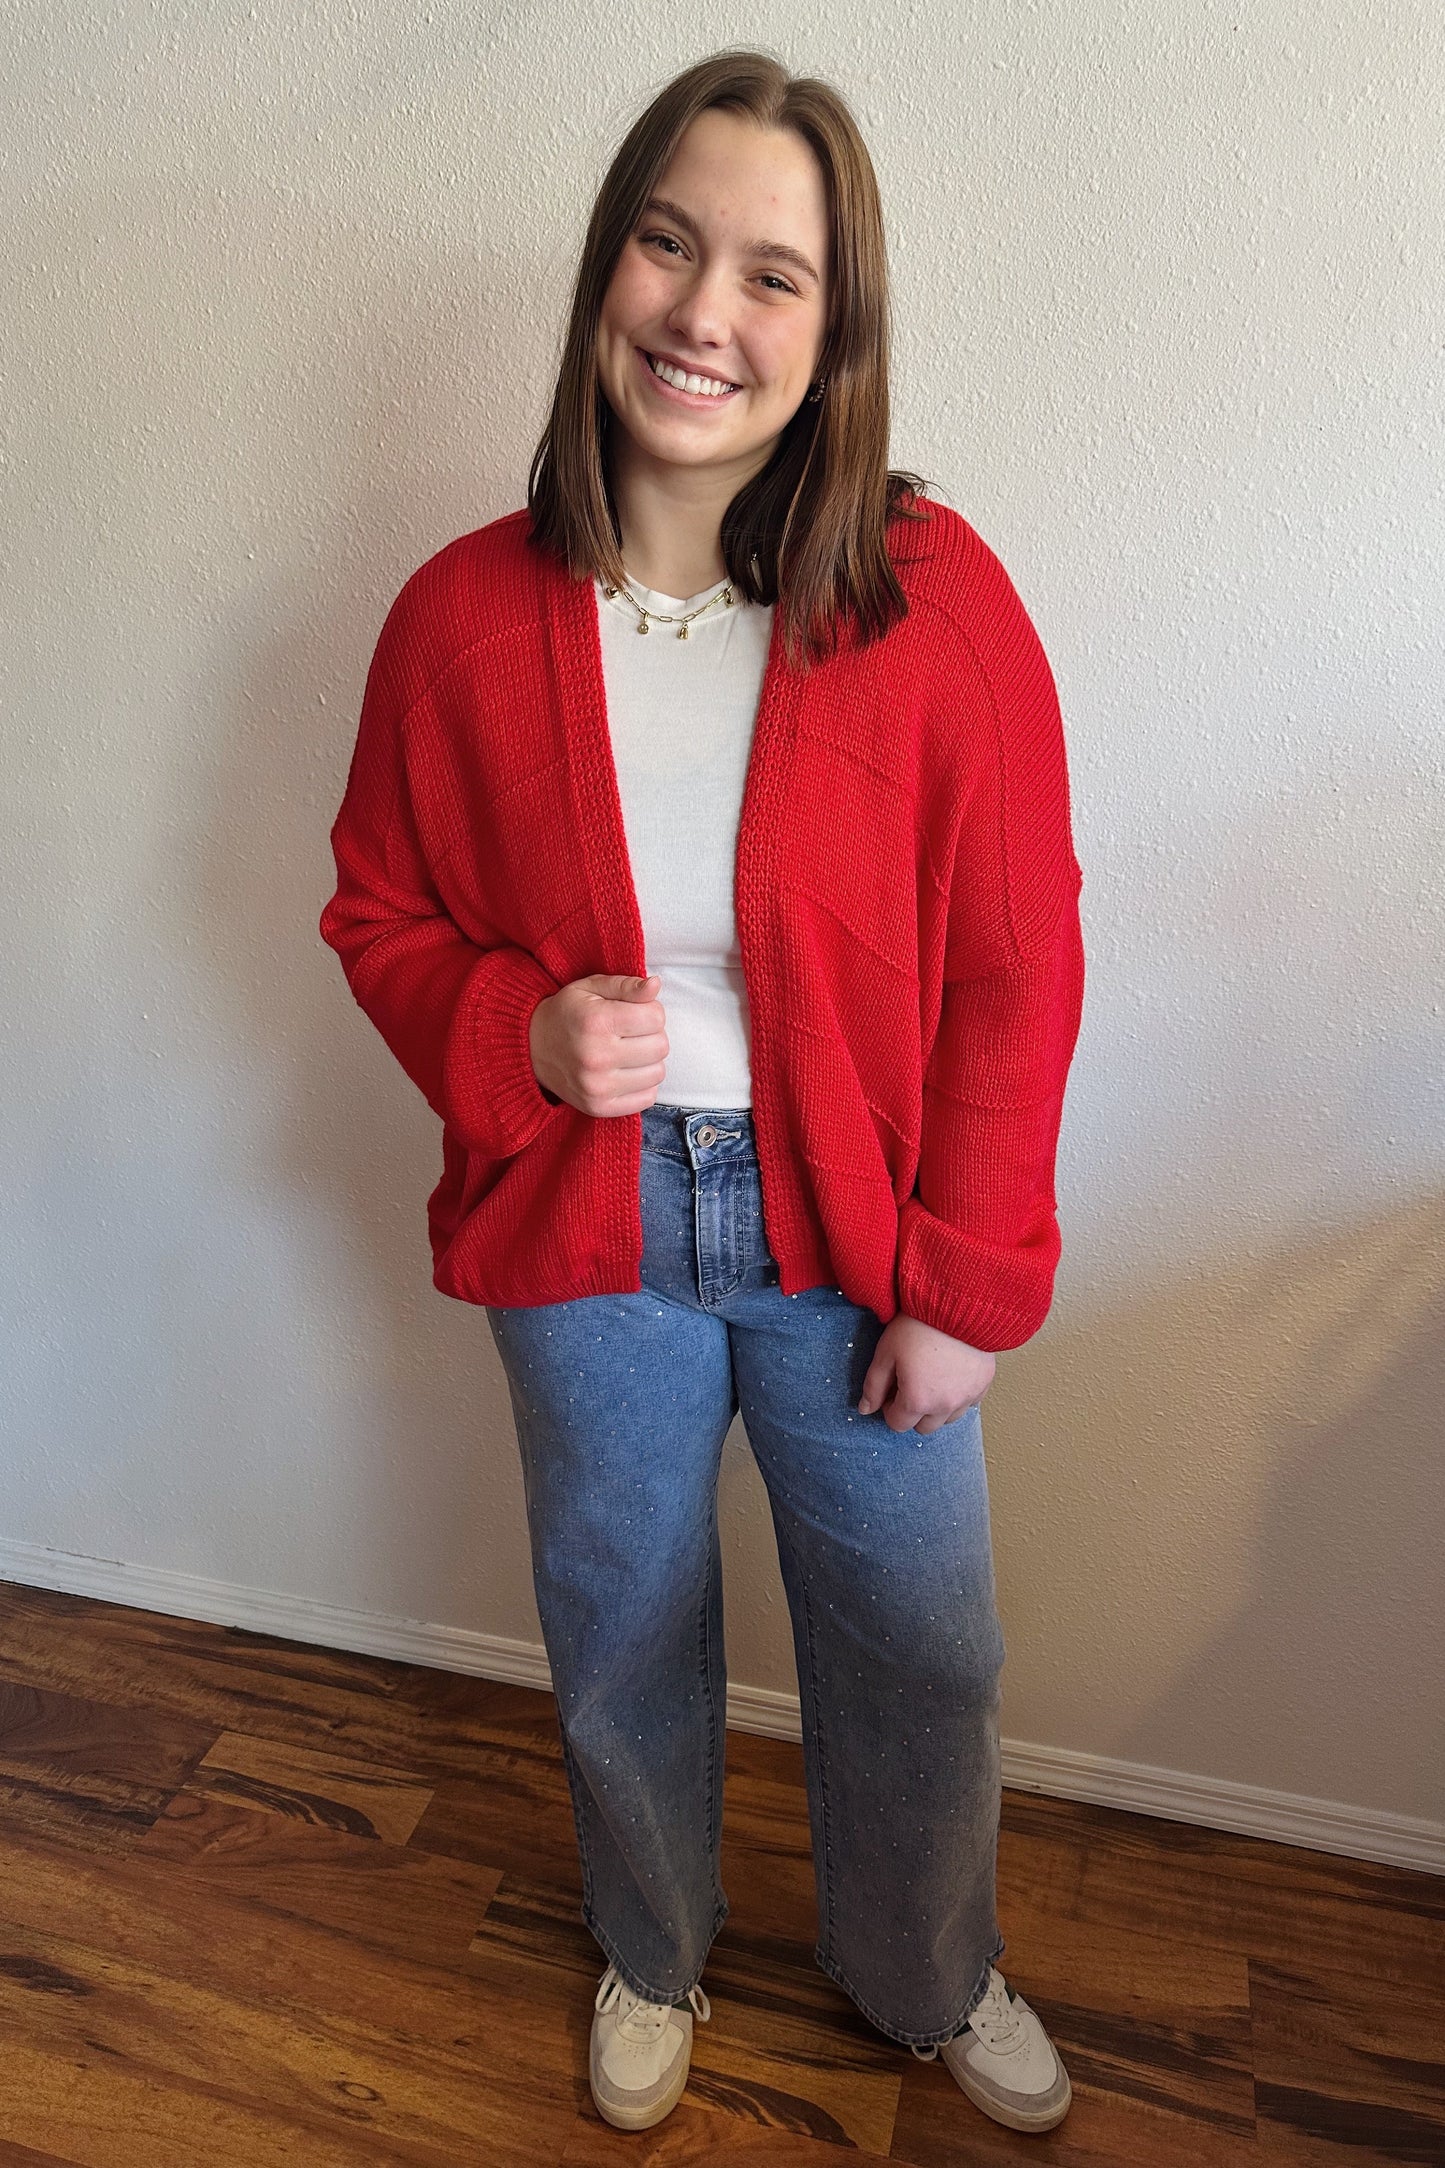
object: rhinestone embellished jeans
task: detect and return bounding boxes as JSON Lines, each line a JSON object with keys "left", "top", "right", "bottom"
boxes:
{"left": 484, "top": 1101, "right": 1007, "bottom": 2050}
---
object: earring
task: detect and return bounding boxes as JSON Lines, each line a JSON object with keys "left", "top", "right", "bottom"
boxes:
{"left": 807, "top": 376, "right": 827, "bottom": 403}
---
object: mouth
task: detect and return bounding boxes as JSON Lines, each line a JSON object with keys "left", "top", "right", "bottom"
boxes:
{"left": 637, "top": 346, "right": 743, "bottom": 405}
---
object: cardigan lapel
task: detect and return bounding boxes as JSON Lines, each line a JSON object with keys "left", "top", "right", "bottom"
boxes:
{"left": 542, "top": 549, "right": 805, "bottom": 984}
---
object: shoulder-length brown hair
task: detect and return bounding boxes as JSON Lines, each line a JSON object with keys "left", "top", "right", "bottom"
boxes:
{"left": 526, "top": 49, "right": 932, "bottom": 671}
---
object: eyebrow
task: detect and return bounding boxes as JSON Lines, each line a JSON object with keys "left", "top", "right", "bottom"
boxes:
{"left": 641, "top": 195, "right": 822, "bottom": 288}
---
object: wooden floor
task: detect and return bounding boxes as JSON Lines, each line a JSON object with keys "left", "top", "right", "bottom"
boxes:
{"left": 0, "top": 1581, "right": 1440, "bottom": 2167}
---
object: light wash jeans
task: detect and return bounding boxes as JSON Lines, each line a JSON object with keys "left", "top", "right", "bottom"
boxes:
{"left": 484, "top": 1101, "right": 1007, "bottom": 2050}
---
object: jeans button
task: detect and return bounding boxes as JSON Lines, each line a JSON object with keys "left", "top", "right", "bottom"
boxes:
{"left": 696, "top": 1123, "right": 717, "bottom": 1146}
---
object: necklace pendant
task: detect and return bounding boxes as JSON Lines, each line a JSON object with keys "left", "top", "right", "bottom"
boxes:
{"left": 636, "top": 615, "right": 649, "bottom": 634}
{"left": 677, "top": 622, "right": 689, "bottom": 639}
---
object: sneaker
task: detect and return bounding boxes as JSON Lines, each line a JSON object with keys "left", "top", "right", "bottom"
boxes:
{"left": 589, "top": 1960, "right": 712, "bottom": 2131}
{"left": 911, "top": 1964, "right": 1072, "bottom": 2132}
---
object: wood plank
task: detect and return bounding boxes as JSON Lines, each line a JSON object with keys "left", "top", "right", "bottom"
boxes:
{"left": 406, "top": 1747, "right": 587, "bottom": 1892}
{"left": 894, "top": 2081, "right": 1259, "bottom": 2167}
{"left": 714, "top": 1738, "right": 819, "bottom": 1950}
{"left": 964, "top": 1899, "right": 1254, "bottom": 2134}
{"left": 1250, "top": 1953, "right": 1445, "bottom": 2163}
{"left": 996, "top": 1800, "right": 1093, "bottom": 1927}
{"left": 0, "top": 2030, "right": 475, "bottom": 2168}
{"left": 138, "top": 1785, "right": 505, "bottom": 1972}
{"left": 0, "top": 1588, "right": 573, "bottom": 1815}
{"left": 0, "top": 1828, "right": 578, "bottom": 2166}
{"left": 0, "top": 1584, "right": 416, "bottom": 1741}
{"left": 0, "top": 2138, "right": 86, "bottom": 2166}
{"left": 0, "top": 1675, "right": 216, "bottom": 1856}
{"left": 560, "top": 2104, "right": 898, "bottom": 2163}
{"left": 188, "top": 1729, "right": 438, "bottom": 1845}
{"left": 1024, "top": 1791, "right": 1444, "bottom": 1994}
{"left": 641, "top": 1931, "right": 901, "bottom": 2156}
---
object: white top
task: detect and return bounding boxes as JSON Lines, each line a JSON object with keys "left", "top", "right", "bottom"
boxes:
{"left": 594, "top": 570, "right": 776, "bottom": 1109}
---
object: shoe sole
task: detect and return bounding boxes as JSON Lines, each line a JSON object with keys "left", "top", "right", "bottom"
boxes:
{"left": 941, "top": 2041, "right": 1073, "bottom": 2132}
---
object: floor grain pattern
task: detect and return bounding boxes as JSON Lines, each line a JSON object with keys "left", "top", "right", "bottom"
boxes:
{"left": 0, "top": 1582, "right": 1439, "bottom": 2166}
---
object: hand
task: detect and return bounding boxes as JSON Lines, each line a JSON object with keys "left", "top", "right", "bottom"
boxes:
{"left": 529, "top": 971, "right": 669, "bottom": 1116}
{"left": 857, "top": 1313, "right": 996, "bottom": 1433}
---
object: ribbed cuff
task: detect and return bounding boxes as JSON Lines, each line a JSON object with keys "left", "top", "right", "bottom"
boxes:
{"left": 894, "top": 1197, "right": 1060, "bottom": 1352}
{"left": 443, "top": 945, "right": 566, "bottom": 1160}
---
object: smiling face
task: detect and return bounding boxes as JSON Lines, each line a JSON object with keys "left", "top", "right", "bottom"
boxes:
{"left": 596, "top": 107, "right": 831, "bottom": 491}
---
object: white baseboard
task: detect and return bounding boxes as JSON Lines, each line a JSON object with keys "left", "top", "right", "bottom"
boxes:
{"left": 3, "top": 1539, "right": 1440, "bottom": 1878}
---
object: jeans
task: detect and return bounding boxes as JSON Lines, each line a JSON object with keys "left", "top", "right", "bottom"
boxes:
{"left": 484, "top": 1101, "right": 1007, "bottom": 2049}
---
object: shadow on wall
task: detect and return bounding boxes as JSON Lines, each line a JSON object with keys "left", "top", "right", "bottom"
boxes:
{"left": 994, "top": 1191, "right": 1445, "bottom": 1825}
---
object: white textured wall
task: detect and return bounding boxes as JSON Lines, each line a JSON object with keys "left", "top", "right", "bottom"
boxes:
{"left": 5, "top": 3, "right": 1442, "bottom": 1835}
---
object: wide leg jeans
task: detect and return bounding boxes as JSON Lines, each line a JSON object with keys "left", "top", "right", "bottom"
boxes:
{"left": 484, "top": 1101, "right": 1007, "bottom": 2050}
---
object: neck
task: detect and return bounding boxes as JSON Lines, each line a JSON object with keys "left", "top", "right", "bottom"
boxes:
{"left": 607, "top": 432, "right": 772, "bottom": 597}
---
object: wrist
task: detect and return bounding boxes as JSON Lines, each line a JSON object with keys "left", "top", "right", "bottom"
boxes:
{"left": 529, "top": 996, "right": 560, "bottom": 1105}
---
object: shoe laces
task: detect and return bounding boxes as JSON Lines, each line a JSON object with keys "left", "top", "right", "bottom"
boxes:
{"left": 595, "top": 1962, "right": 711, "bottom": 2042}
{"left": 911, "top": 1965, "right": 1022, "bottom": 2061}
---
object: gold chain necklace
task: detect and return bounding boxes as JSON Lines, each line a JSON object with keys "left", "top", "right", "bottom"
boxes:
{"left": 602, "top": 572, "right": 735, "bottom": 639}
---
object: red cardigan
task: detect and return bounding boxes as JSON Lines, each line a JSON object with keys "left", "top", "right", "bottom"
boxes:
{"left": 319, "top": 498, "right": 1085, "bottom": 1352}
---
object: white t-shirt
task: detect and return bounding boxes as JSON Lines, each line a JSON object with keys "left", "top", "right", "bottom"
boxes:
{"left": 594, "top": 571, "right": 775, "bottom": 1110}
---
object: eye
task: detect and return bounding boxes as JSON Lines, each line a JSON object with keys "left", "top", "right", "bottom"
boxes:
{"left": 638, "top": 231, "right": 798, "bottom": 296}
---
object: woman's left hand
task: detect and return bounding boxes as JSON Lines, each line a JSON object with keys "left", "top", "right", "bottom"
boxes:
{"left": 857, "top": 1313, "right": 996, "bottom": 1433}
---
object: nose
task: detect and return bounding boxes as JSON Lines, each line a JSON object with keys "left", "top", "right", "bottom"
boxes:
{"left": 665, "top": 263, "right": 735, "bottom": 354}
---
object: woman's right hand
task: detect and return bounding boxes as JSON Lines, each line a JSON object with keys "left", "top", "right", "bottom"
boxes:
{"left": 529, "top": 973, "right": 669, "bottom": 1116}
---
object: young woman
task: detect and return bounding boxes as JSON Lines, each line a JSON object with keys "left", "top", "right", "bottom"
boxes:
{"left": 321, "top": 49, "right": 1084, "bottom": 2138}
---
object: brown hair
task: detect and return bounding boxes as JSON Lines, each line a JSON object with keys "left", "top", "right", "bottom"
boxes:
{"left": 526, "top": 49, "right": 932, "bottom": 670}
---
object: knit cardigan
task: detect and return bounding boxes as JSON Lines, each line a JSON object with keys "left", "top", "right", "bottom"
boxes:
{"left": 319, "top": 497, "right": 1085, "bottom": 1353}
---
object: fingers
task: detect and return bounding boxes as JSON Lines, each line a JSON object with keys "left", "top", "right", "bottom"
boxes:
{"left": 860, "top": 1363, "right": 978, "bottom": 1432}
{"left": 610, "top": 996, "right": 666, "bottom": 1034}
{"left": 858, "top": 1356, "right": 893, "bottom": 1416}
{"left": 610, "top": 1035, "right": 669, "bottom": 1074}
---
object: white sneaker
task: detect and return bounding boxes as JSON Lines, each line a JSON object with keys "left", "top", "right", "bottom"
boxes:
{"left": 912, "top": 1964, "right": 1072, "bottom": 2131}
{"left": 589, "top": 1960, "right": 712, "bottom": 2131}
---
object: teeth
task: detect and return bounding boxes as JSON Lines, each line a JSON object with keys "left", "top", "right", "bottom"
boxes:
{"left": 649, "top": 354, "right": 737, "bottom": 397}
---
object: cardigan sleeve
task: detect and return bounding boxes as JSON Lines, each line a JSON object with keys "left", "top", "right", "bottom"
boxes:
{"left": 894, "top": 558, "right": 1085, "bottom": 1352}
{"left": 318, "top": 587, "right": 566, "bottom": 1162}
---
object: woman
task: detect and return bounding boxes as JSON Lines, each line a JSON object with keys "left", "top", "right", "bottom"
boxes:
{"left": 320, "top": 48, "right": 1084, "bottom": 2138}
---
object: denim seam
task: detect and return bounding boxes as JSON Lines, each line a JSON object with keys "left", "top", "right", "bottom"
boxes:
{"left": 813, "top": 1928, "right": 1008, "bottom": 2050}
{"left": 710, "top": 1163, "right": 748, "bottom": 1303}
{"left": 582, "top": 1893, "right": 730, "bottom": 2009}
{"left": 696, "top": 1175, "right": 738, "bottom": 1308}
{"left": 555, "top": 1715, "right": 596, "bottom": 1919}
{"left": 795, "top": 1572, "right": 837, "bottom": 1960}
{"left": 699, "top": 1503, "right": 723, "bottom": 1889}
